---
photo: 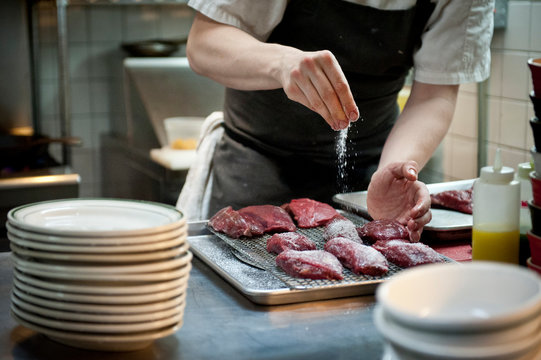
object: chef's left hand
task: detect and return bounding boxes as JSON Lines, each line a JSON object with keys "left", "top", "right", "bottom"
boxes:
{"left": 366, "top": 161, "right": 431, "bottom": 242}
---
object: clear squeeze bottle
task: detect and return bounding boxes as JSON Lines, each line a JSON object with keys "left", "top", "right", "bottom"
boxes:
{"left": 472, "top": 149, "right": 520, "bottom": 264}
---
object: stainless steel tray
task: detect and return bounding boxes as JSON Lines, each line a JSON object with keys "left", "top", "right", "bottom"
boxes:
{"left": 187, "top": 215, "right": 454, "bottom": 305}
{"left": 332, "top": 179, "right": 475, "bottom": 241}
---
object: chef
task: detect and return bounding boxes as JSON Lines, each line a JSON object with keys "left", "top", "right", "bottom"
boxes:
{"left": 181, "top": 0, "right": 494, "bottom": 241}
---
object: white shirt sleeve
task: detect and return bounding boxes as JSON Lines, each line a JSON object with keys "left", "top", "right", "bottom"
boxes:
{"left": 413, "top": 0, "right": 494, "bottom": 85}
{"left": 187, "top": 0, "right": 288, "bottom": 41}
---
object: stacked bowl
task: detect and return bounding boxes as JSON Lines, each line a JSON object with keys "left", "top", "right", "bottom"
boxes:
{"left": 528, "top": 58, "right": 541, "bottom": 275}
{"left": 6, "top": 198, "right": 191, "bottom": 351}
{"left": 375, "top": 262, "right": 541, "bottom": 360}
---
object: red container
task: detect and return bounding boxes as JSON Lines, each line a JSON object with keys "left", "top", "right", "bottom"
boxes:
{"left": 529, "top": 58, "right": 541, "bottom": 97}
{"left": 527, "top": 257, "right": 541, "bottom": 276}
{"left": 530, "top": 172, "right": 541, "bottom": 207}
{"left": 528, "top": 231, "right": 541, "bottom": 265}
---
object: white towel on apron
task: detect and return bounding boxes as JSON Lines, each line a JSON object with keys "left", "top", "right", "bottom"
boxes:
{"left": 176, "top": 111, "right": 224, "bottom": 220}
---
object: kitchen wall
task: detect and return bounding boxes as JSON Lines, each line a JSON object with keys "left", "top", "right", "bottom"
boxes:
{"left": 35, "top": 2, "right": 195, "bottom": 197}
{"left": 437, "top": 0, "right": 541, "bottom": 181}
{"left": 33, "top": 1, "right": 541, "bottom": 197}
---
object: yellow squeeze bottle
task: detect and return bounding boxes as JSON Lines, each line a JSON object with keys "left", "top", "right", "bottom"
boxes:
{"left": 472, "top": 149, "right": 520, "bottom": 264}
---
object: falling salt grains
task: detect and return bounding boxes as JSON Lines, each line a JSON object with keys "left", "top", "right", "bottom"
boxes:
{"left": 336, "top": 126, "right": 349, "bottom": 193}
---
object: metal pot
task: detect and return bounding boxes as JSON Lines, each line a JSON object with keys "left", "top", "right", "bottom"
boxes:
{"left": 0, "top": 134, "right": 81, "bottom": 173}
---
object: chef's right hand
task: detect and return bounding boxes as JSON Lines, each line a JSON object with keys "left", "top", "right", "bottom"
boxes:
{"left": 276, "top": 49, "right": 359, "bottom": 131}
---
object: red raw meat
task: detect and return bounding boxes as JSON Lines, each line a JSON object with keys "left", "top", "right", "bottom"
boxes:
{"left": 238, "top": 205, "right": 296, "bottom": 233}
{"left": 275, "top": 250, "right": 343, "bottom": 280}
{"left": 357, "top": 219, "right": 409, "bottom": 244}
{"left": 430, "top": 188, "right": 473, "bottom": 214}
{"left": 324, "top": 237, "right": 388, "bottom": 276}
{"left": 283, "top": 198, "right": 340, "bottom": 228}
{"left": 372, "top": 239, "right": 444, "bottom": 268}
{"left": 266, "top": 232, "right": 316, "bottom": 254}
{"left": 323, "top": 217, "right": 361, "bottom": 243}
{"left": 208, "top": 206, "right": 254, "bottom": 238}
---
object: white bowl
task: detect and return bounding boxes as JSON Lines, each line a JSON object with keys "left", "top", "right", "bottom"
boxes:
{"left": 8, "top": 231, "right": 187, "bottom": 254}
{"left": 13, "top": 268, "right": 187, "bottom": 295}
{"left": 374, "top": 305, "right": 541, "bottom": 351}
{"left": 11, "top": 248, "right": 191, "bottom": 274}
{"left": 13, "top": 276, "right": 189, "bottom": 305}
{"left": 6, "top": 221, "right": 187, "bottom": 246}
{"left": 374, "top": 306, "right": 541, "bottom": 360}
{"left": 10, "top": 241, "right": 189, "bottom": 263}
{"left": 12, "top": 286, "right": 187, "bottom": 314}
{"left": 11, "top": 292, "right": 185, "bottom": 323}
{"left": 376, "top": 262, "right": 541, "bottom": 332}
{"left": 13, "top": 252, "right": 193, "bottom": 282}
{"left": 8, "top": 198, "right": 184, "bottom": 237}
{"left": 10, "top": 310, "right": 183, "bottom": 352}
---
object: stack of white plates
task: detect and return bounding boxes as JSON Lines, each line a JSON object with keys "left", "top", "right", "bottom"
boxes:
{"left": 7, "top": 198, "right": 191, "bottom": 352}
{"left": 375, "top": 262, "right": 541, "bottom": 360}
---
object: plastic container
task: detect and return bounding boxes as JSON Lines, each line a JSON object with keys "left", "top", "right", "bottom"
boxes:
{"left": 472, "top": 150, "right": 520, "bottom": 264}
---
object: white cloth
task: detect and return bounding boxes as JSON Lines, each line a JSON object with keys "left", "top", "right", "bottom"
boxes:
{"left": 187, "top": 0, "right": 494, "bottom": 85}
{"left": 176, "top": 111, "right": 224, "bottom": 221}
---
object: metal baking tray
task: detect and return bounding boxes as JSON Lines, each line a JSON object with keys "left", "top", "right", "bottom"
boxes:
{"left": 332, "top": 179, "right": 475, "bottom": 241}
{"left": 187, "top": 213, "right": 454, "bottom": 305}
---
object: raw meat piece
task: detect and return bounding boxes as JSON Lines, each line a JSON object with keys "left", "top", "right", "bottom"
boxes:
{"left": 323, "top": 217, "right": 362, "bottom": 243}
{"left": 238, "top": 205, "right": 296, "bottom": 233}
{"left": 357, "top": 219, "right": 409, "bottom": 244}
{"left": 430, "top": 188, "right": 473, "bottom": 214}
{"left": 208, "top": 206, "right": 254, "bottom": 238}
{"left": 324, "top": 237, "right": 388, "bottom": 276}
{"left": 266, "top": 232, "right": 316, "bottom": 254}
{"left": 276, "top": 250, "right": 344, "bottom": 280}
{"left": 372, "top": 239, "right": 444, "bottom": 268}
{"left": 283, "top": 198, "right": 340, "bottom": 228}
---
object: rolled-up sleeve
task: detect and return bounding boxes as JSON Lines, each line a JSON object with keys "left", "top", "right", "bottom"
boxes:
{"left": 413, "top": 0, "right": 495, "bottom": 85}
{"left": 187, "top": 0, "right": 288, "bottom": 41}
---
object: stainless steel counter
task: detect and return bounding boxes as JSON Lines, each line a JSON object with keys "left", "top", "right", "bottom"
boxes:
{"left": 0, "top": 251, "right": 385, "bottom": 359}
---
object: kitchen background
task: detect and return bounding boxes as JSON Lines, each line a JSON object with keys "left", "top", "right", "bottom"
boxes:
{"left": 2, "top": 0, "right": 541, "bottom": 201}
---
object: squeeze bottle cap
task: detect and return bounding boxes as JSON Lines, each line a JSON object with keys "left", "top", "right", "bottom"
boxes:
{"left": 480, "top": 148, "right": 515, "bottom": 184}
{"left": 517, "top": 162, "right": 533, "bottom": 180}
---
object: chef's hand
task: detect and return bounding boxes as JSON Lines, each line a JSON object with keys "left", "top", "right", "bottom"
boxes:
{"left": 277, "top": 49, "right": 359, "bottom": 131}
{"left": 366, "top": 161, "right": 431, "bottom": 242}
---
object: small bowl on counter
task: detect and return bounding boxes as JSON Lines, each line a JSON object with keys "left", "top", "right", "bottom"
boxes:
{"left": 375, "top": 262, "right": 541, "bottom": 360}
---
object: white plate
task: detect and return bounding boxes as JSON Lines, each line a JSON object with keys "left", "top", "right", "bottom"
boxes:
{"left": 11, "top": 302, "right": 184, "bottom": 333}
{"left": 11, "top": 311, "right": 183, "bottom": 352}
{"left": 12, "top": 286, "right": 187, "bottom": 314}
{"left": 6, "top": 221, "right": 187, "bottom": 245}
{"left": 8, "top": 198, "right": 184, "bottom": 237}
{"left": 13, "top": 276, "right": 189, "bottom": 304}
{"left": 333, "top": 179, "right": 474, "bottom": 231}
{"left": 13, "top": 268, "right": 187, "bottom": 295}
{"left": 13, "top": 252, "right": 193, "bottom": 282}
{"left": 8, "top": 231, "right": 187, "bottom": 254}
{"left": 374, "top": 306, "right": 541, "bottom": 360}
{"left": 11, "top": 248, "right": 191, "bottom": 274}
{"left": 10, "top": 240, "right": 189, "bottom": 263}
{"left": 11, "top": 292, "right": 186, "bottom": 324}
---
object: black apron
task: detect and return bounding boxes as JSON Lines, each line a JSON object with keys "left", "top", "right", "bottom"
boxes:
{"left": 208, "top": 0, "right": 435, "bottom": 215}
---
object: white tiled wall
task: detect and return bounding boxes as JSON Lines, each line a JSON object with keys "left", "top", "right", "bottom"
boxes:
{"left": 35, "top": 3, "right": 195, "bottom": 196}
{"left": 34, "top": 1, "right": 541, "bottom": 195}
{"left": 440, "top": 0, "right": 541, "bottom": 181}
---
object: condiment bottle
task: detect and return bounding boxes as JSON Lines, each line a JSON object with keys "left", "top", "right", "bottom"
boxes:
{"left": 472, "top": 149, "right": 520, "bottom": 264}
{"left": 516, "top": 162, "right": 533, "bottom": 265}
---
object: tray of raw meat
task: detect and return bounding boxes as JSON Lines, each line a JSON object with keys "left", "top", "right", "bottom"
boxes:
{"left": 188, "top": 198, "right": 453, "bottom": 305}
{"left": 333, "top": 179, "right": 474, "bottom": 241}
